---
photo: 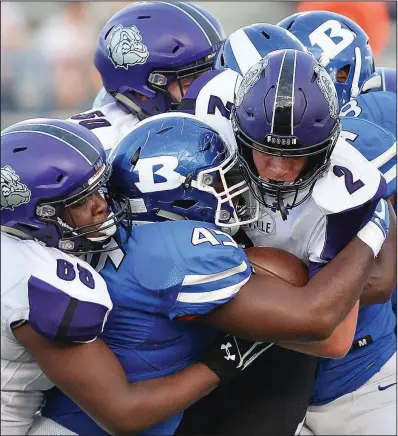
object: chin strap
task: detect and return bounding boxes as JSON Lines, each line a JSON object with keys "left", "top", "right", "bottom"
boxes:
{"left": 277, "top": 195, "right": 288, "bottom": 221}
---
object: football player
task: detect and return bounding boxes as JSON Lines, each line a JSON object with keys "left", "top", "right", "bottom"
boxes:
{"left": 231, "top": 50, "right": 396, "bottom": 435}
{"left": 37, "top": 112, "right": 389, "bottom": 436}
{"left": 68, "top": 1, "right": 225, "bottom": 154}
{"left": 178, "top": 28, "right": 397, "bottom": 434}
{"left": 1, "top": 119, "right": 265, "bottom": 435}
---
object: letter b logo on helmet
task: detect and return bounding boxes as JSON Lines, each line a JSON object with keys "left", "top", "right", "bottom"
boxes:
{"left": 133, "top": 156, "right": 183, "bottom": 193}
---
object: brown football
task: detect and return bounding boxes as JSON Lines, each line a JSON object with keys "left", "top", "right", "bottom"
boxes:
{"left": 245, "top": 247, "right": 309, "bottom": 287}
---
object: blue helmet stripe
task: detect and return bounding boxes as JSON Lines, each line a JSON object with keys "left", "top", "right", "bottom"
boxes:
{"left": 2, "top": 123, "right": 100, "bottom": 164}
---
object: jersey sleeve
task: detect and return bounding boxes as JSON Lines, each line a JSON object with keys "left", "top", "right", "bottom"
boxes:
{"left": 67, "top": 102, "right": 139, "bottom": 153}
{"left": 340, "top": 113, "right": 396, "bottom": 199}
{"left": 169, "top": 222, "right": 251, "bottom": 319}
{"left": 131, "top": 221, "right": 251, "bottom": 320}
{"left": 179, "top": 68, "right": 241, "bottom": 153}
{"left": 308, "top": 136, "right": 387, "bottom": 278}
{"left": 28, "top": 251, "right": 112, "bottom": 343}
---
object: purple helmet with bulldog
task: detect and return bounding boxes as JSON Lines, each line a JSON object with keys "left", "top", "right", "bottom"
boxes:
{"left": 1, "top": 119, "right": 130, "bottom": 254}
{"left": 232, "top": 49, "right": 341, "bottom": 220}
{"left": 95, "top": 1, "right": 225, "bottom": 119}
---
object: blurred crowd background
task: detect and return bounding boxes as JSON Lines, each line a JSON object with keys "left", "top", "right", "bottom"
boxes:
{"left": 1, "top": 1, "right": 396, "bottom": 129}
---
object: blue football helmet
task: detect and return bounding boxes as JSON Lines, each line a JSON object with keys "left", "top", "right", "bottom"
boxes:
{"left": 278, "top": 11, "right": 378, "bottom": 108}
{"left": 109, "top": 113, "right": 257, "bottom": 230}
{"left": 232, "top": 49, "right": 341, "bottom": 220}
{"left": 95, "top": 2, "right": 225, "bottom": 119}
{"left": 214, "top": 23, "right": 308, "bottom": 75}
{"left": 1, "top": 119, "right": 130, "bottom": 253}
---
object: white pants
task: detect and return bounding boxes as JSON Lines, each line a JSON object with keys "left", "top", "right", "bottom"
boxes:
{"left": 27, "top": 416, "right": 77, "bottom": 435}
{"left": 300, "top": 353, "right": 396, "bottom": 435}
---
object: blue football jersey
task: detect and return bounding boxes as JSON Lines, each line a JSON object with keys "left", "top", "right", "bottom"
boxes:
{"left": 42, "top": 220, "right": 251, "bottom": 435}
{"left": 313, "top": 92, "right": 397, "bottom": 405}
{"left": 373, "top": 67, "right": 397, "bottom": 94}
{"left": 340, "top": 92, "right": 396, "bottom": 199}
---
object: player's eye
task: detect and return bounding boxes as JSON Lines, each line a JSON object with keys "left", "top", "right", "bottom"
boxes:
{"left": 336, "top": 65, "right": 350, "bottom": 83}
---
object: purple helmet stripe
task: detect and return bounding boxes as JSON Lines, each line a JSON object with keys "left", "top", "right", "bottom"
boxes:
{"left": 183, "top": 2, "right": 223, "bottom": 41}
{"left": 2, "top": 123, "right": 101, "bottom": 165}
{"left": 158, "top": 2, "right": 212, "bottom": 47}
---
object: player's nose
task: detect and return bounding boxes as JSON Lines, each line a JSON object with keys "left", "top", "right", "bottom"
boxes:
{"left": 266, "top": 157, "right": 291, "bottom": 180}
{"left": 91, "top": 191, "right": 109, "bottom": 217}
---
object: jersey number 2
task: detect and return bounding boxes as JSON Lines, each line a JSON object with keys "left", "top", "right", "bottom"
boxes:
{"left": 333, "top": 165, "right": 365, "bottom": 194}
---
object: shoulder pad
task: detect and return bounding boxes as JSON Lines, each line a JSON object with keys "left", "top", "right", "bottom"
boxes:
{"left": 340, "top": 91, "right": 396, "bottom": 137}
{"left": 312, "top": 136, "right": 386, "bottom": 214}
{"left": 67, "top": 103, "right": 139, "bottom": 152}
{"left": 180, "top": 69, "right": 241, "bottom": 152}
{"left": 28, "top": 249, "right": 112, "bottom": 342}
{"left": 341, "top": 117, "right": 396, "bottom": 198}
{"left": 130, "top": 221, "right": 251, "bottom": 319}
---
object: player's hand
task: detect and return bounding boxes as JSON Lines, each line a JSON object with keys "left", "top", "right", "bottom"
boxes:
{"left": 200, "top": 333, "right": 273, "bottom": 385}
{"left": 357, "top": 198, "right": 390, "bottom": 256}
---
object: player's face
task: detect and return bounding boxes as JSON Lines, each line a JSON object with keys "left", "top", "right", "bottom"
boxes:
{"left": 167, "top": 73, "right": 203, "bottom": 102}
{"left": 336, "top": 66, "right": 350, "bottom": 83}
{"left": 61, "top": 191, "right": 110, "bottom": 238}
{"left": 252, "top": 150, "right": 307, "bottom": 183}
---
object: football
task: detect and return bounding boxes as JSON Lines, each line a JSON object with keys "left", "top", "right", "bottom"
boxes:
{"left": 245, "top": 247, "right": 309, "bottom": 287}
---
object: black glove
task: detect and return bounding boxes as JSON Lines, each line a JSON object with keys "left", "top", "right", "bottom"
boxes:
{"left": 200, "top": 333, "right": 274, "bottom": 385}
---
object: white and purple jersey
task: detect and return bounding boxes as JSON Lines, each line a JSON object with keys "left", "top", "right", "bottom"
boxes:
{"left": 1, "top": 233, "right": 112, "bottom": 434}
{"left": 243, "top": 134, "right": 389, "bottom": 405}
{"left": 180, "top": 68, "right": 242, "bottom": 152}
{"left": 67, "top": 102, "right": 139, "bottom": 154}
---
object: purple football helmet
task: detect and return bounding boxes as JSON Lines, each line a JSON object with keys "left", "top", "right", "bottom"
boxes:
{"left": 95, "top": 2, "right": 225, "bottom": 119}
{"left": 232, "top": 49, "right": 341, "bottom": 220}
{"left": 1, "top": 119, "right": 130, "bottom": 253}
{"left": 278, "top": 11, "right": 377, "bottom": 108}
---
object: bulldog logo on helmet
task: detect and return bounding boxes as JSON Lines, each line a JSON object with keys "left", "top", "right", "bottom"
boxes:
{"left": 313, "top": 63, "right": 339, "bottom": 119}
{"left": 1, "top": 166, "right": 31, "bottom": 210}
{"left": 235, "top": 57, "right": 269, "bottom": 108}
{"left": 107, "top": 25, "right": 149, "bottom": 69}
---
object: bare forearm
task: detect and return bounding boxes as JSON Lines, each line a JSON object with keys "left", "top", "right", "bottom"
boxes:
{"left": 305, "top": 237, "right": 373, "bottom": 328}
{"left": 360, "top": 203, "right": 397, "bottom": 305}
{"left": 115, "top": 364, "right": 219, "bottom": 434}
{"left": 15, "top": 325, "right": 220, "bottom": 435}
{"left": 199, "top": 237, "right": 373, "bottom": 342}
{"left": 277, "top": 301, "right": 359, "bottom": 358}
